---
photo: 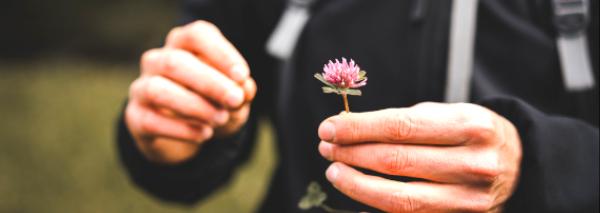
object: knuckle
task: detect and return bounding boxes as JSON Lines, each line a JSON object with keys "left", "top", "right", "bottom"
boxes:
{"left": 466, "top": 124, "right": 496, "bottom": 142}
{"left": 342, "top": 148, "right": 358, "bottom": 166}
{"left": 144, "top": 76, "right": 169, "bottom": 104}
{"left": 159, "top": 50, "right": 178, "bottom": 73}
{"left": 140, "top": 49, "right": 162, "bottom": 72}
{"left": 383, "top": 111, "right": 414, "bottom": 141}
{"left": 463, "top": 194, "right": 495, "bottom": 212}
{"left": 328, "top": 144, "right": 339, "bottom": 160}
{"left": 168, "top": 21, "right": 213, "bottom": 50}
{"left": 381, "top": 148, "right": 414, "bottom": 174}
{"left": 139, "top": 109, "right": 157, "bottom": 135}
{"left": 166, "top": 26, "right": 184, "bottom": 44}
{"left": 462, "top": 112, "right": 498, "bottom": 142}
{"left": 124, "top": 103, "right": 139, "bottom": 128}
{"left": 190, "top": 20, "right": 219, "bottom": 33}
{"left": 389, "top": 191, "right": 422, "bottom": 212}
{"left": 129, "top": 78, "right": 145, "bottom": 99}
{"left": 143, "top": 77, "right": 159, "bottom": 102}
{"left": 453, "top": 103, "right": 498, "bottom": 141}
{"left": 452, "top": 102, "right": 482, "bottom": 110}
{"left": 413, "top": 101, "right": 438, "bottom": 108}
{"left": 467, "top": 152, "right": 501, "bottom": 184}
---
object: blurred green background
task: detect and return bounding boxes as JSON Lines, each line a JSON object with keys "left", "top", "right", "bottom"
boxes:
{"left": 0, "top": 0, "right": 276, "bottom": 212}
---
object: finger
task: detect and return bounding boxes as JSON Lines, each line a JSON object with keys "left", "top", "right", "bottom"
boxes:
{"left": 126, "top": 101, "right": 213, "bottom": 143}
{"left": 165, "top": 21, "right": 249, "bottom": 83}
{"left": 242, "top": 77, "right": 257, "bottom": 102}
{"left": 131, "top": 76, "right": 229, "bottom": 126}
{"left": 141, "top": 48, "right": 245, "bottom": 109}
{"left": 215, "top": 103, "right": 251, "bottom": 137}
{"left": 326, "top": 162, "right": 493, "bottom": 213}
{"left": 318, "top": 103, "right": 497, "bottom": 145}
{"left": 319, "top": 142, "right": 499, "bottom": 184}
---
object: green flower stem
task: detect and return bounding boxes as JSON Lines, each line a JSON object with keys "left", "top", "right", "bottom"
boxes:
{"left": 342, "top": 92, "right": 349, "bottom": 113}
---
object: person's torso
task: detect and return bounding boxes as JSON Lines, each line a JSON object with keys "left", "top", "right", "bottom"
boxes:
{"left": 248, "top": 0, "right": 599, "bottom": 212}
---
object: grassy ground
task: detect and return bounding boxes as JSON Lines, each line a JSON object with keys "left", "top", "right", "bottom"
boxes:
{"left": 0, "top": 59, "right": 275, "bottom": 212}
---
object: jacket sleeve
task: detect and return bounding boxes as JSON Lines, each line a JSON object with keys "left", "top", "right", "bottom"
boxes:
{"left": 479, "top": 97, "right": 599, "bottom": 213}
{"left": 116, "top": 110, "right": 257, "bottom": 204}
{"left": 116, "top": 0, "right": 278, "bottom": 204}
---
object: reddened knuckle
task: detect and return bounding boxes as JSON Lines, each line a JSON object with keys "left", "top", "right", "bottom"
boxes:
{"left": 383, "top": 111, "right": 414, "bottom": 141}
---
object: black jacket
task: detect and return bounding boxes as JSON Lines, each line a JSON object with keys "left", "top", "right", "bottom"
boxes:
{"left": 117, "top": 0, "right": 599, "bottom": 212}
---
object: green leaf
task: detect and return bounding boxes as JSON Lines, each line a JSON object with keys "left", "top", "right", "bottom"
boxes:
{"left": 298, "top": 197, "right": 313, "bottom": 210}
{"left": 358, "top": 70, "right": 367, "bottom": 80}
{"left": 314, "top": 73, "right": 335, "bottom": 87}
{"left": 346, "top": 89, "right": 362, "bottom": 96}
{"left": 322, "top": 86, "right": 340, "bottom": 94}
{"left": 298, "top": 181, "right": 328, "bottom": 210}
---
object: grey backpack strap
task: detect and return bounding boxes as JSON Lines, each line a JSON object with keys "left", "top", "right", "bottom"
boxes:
{"left": 445, "top": 0, "right": 480, "bottom": 103}
{"left": 552, "top": 0, "right": 595, "bottom": 91}
{"left": 266, "top": 0, "right": 316, "bottom": 61}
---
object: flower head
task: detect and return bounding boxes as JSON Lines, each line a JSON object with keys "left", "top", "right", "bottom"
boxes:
{"left": 314, "top": 58, "right": 367, "bottom": 96}
{"left": 322, "top": 58, "right": 367, "bottom": 88}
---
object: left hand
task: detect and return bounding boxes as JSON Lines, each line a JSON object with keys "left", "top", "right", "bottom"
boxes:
{"left": 317, "top": 102, "right": 522, "bottom": 212}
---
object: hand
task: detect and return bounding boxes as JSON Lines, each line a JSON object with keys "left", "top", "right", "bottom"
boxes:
{"left": 317, "top": 102, "right": 522, "bottom": 212}
{"left": 125, "top": 20, "right": 256, "bottom": 164}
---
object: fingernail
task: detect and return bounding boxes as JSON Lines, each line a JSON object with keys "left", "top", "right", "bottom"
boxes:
{"left": 230, "top": 64, "right": 249, "bottom": 82}
{"left": 318, "top": 120, "right": 335, "bottom": 141}
{"left": 226, "top": 88, "right": 244, "bottom": 107}
{"left": 318, "top": 142, "right": 333, "bottom": 160}
{"left": 213, "top": 110, "right": 229, "bottom": 125}
{"left": 326, "top": 164, "right": 339, "bottom": 182}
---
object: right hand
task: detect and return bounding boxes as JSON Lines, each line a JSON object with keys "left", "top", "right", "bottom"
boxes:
{"left": 125, "top": 20, "right": 257, "bottom": 164}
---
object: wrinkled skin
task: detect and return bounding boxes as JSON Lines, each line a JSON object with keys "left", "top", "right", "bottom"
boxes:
{"left": 125, "top": 20, "right": 256, "bottom": 164}
{"left": 318, "top": 102, "right": 522, "bottom": 213}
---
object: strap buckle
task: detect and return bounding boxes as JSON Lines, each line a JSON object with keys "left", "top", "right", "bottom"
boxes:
{"left": 552, "top": 0, "right": 589, "bottom": 36}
